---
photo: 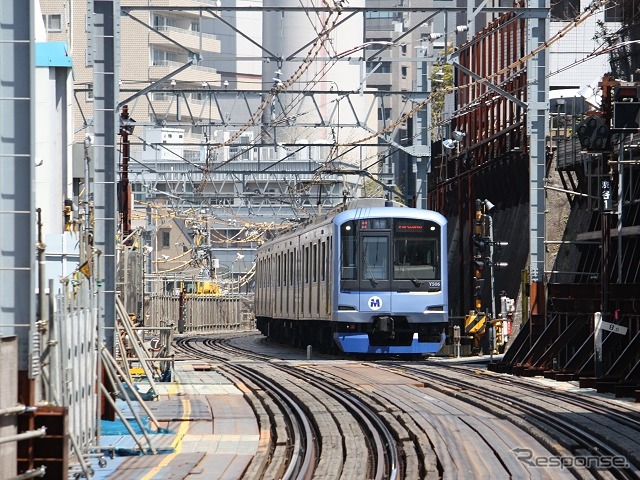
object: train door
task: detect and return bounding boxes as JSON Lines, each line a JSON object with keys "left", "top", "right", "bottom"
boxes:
{"left": 294, "top": 238, "right": 301, "bottom": 320}
{"left": 319, "top": 240, "right": 327, "bottom": 318}
{"left": 327, "top": 236, "right": 332, "bottom": 317}
{"left": 313, "top": 242, "right": 319, "bottom": 319}
{"left": 303, "top": 245, "right": 309, "bottom": 318}
{"left": 288, "top": 250, "right": 294, "bottom": 318}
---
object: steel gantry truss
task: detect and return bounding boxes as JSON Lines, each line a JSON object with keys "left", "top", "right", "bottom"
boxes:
{"left": 82, "top": 1, "right": 553, "bottom": 353}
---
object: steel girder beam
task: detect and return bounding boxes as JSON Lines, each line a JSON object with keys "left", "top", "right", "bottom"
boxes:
{"left": 91, "top": 0, "right": 119, "bottom": 352}
{"left": 526, "top": 0, "right": 549, "bottom": 285}
{"left": 121, "top": 5, "right": 549, "bottom": 15}
{"left": 117, "top": 88, "right": 429, "bottom": 154}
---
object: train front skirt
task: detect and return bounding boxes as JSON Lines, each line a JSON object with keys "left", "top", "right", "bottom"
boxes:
{"left": 334, "top": 332, "right": 444, "bottom": 354}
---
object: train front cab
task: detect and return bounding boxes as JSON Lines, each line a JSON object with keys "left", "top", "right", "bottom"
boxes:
{"left": 332, "top": 210, "right": 448, "bottom": 355}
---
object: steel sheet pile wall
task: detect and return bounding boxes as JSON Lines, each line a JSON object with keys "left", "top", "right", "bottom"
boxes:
{"left": 456, "top": 13, "right": 527, "bottom": 170}
{"left": 429, "top": 12, "right": 529, "bottom": 318}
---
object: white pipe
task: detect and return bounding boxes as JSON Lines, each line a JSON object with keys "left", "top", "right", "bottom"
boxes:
{"left": 0, "top": 405, "right": 28, "bottom": 416}
{"left": 8, "top": 466, "right": 46, "bottom": 479}
{"left": 0, "top": 427, "right": 46, "bottom": 445}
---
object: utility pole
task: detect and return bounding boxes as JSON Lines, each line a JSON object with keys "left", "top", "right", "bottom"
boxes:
{"left": 119, "top": 105, "right": 134, "bottom": 243}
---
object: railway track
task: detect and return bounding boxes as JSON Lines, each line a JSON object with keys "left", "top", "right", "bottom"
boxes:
{"left": 175, "top": 337, "right": 316, "bottom": 479}
{"left": 174, "top": 336, "right": 399, "bottom": 479}
{"left": 379, "top": 362, "right": 640, "bottom": 480}
{"left": 174, "top": 333, "right": 640, "bottom": 479}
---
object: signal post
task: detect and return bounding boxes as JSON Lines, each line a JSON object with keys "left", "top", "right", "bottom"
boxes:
{"left": 465, "top": 199, "right": 510, "bottom": 354}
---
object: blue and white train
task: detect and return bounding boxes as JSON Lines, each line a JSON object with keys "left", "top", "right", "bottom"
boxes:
{"left": 254, "top": 198, "right": 448, "bottom": 355}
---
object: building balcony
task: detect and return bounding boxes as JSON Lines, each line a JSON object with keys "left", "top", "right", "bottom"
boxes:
{"left": 149, "top": 60, "right": 221, "bottom": 85}
{"left": 366, "top": 71, "right": 393, "bottom": 85}
{"left": 151, "top": 26, "right": 220, "bottom": 54}
{"left": 141, "top": 0, "right": 221, "bottom": 9}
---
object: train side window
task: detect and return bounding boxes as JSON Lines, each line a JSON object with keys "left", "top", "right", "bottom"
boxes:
{"left": 290, "top": 251, "right": 294, "bottom": 286}
{"left": 277, "top": 254, "right": 281, "bottom": 287}
{"left": 312, "top": 243, "right": 317, "bottom": 283}
{"left": 321, "top": 241, "right": 326, "bottom": 281}
{"left": 305, "top": 246, "right": 310, "bottom": 284}
{"left": 284, "top": 253, "right": 287, "bottom": 286}
{"left": 341, "top": 221, "right": 357, "bottom": 280}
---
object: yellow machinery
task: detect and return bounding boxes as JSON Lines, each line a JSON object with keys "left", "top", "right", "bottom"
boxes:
{"left": 195, "top": 280, "right": 220, "bottom": 295}
{"left": 180, "top": 279, "right": 221, "bottom": 295}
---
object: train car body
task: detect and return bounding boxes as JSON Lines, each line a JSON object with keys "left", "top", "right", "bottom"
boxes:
{"left": 254, "top": 199, "right": 448, "bottom": 355}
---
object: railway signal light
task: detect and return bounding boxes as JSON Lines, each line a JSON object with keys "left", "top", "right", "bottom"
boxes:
{"left": 473, "top": 277, "right": 485, "bottom": 310}
{"left": 472, "top": 234, "right": 488, "bottom": 255}
{"left": 612, "top": 85, "right": 640, "bottom": 133}
{"left": 473, "top": 258, "right": 486, "bottom": 274}
{"left": 576, "top": 115, "right": 610, "bottom": 151}
{"left": 63, "top": 198, "right": 73, "bottom": 231}
{"left": 473, "top": 277, "right": 484, "bottom": 295}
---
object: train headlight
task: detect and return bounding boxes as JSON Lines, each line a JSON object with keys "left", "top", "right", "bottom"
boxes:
{"left": 424, "top": 306, "right": 445, "bottom": 314}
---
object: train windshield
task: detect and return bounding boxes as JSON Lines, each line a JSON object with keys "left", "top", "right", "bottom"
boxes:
{"left": 393, "top": 220, "right": 439, "bottom": 281}
{"left": 340, "top": 218, "right": 441, "bottom": 291}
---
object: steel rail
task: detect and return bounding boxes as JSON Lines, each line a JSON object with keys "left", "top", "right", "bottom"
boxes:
{"left": 286, "top": 367, "right": 399, "bottom": 480}
{"left": 197, "top": 335, "right": 400, "bottom": 480}
{"left": 443, "top": 364, "right": 640, "bottom": 432}
{"left": 174, "top": 337, "right": 317, "bottom": 479}
{"left": 387, "top": 363, "right": 640, "bottom": 480}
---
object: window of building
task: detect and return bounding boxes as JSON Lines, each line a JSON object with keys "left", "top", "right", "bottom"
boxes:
{"left": 153, "top": 15, "right": 177, "bottom": 29}
{"left": 366, "top": 61, "right": 392, "bottom": 74}
{"left": 161, "top": 230, "right": 170, "bottom": 248}
{"left": 46, "top": 14, "right": 62, "bottom": 32}
{"left": 152, "top": 48, "right": 179, "bottom": 65}
{"left": 550, "top": 0, "right": 580, "bottom": 21}
{"left": 365, "top": 11, "right": 395, "bottom": 19}
{"left": 378, "top": 107, "right": 392, "bottom": 121}
{"left": 365, "top": 37, "right": 391, "bottom": 50}
{"left": 401, "top": 66, "right": 408, "bottom": 78}
{"left": 603, "top": 1, "right": 624, "bottom": 22}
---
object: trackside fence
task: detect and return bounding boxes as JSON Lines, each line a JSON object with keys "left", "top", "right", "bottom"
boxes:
{"left": 146, "top": 293, "right": 255, "bottom": 333}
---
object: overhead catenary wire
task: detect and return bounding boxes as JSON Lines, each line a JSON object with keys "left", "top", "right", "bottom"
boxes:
{"left": 105, "top": 0, "right": 616, "bottom": 257}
